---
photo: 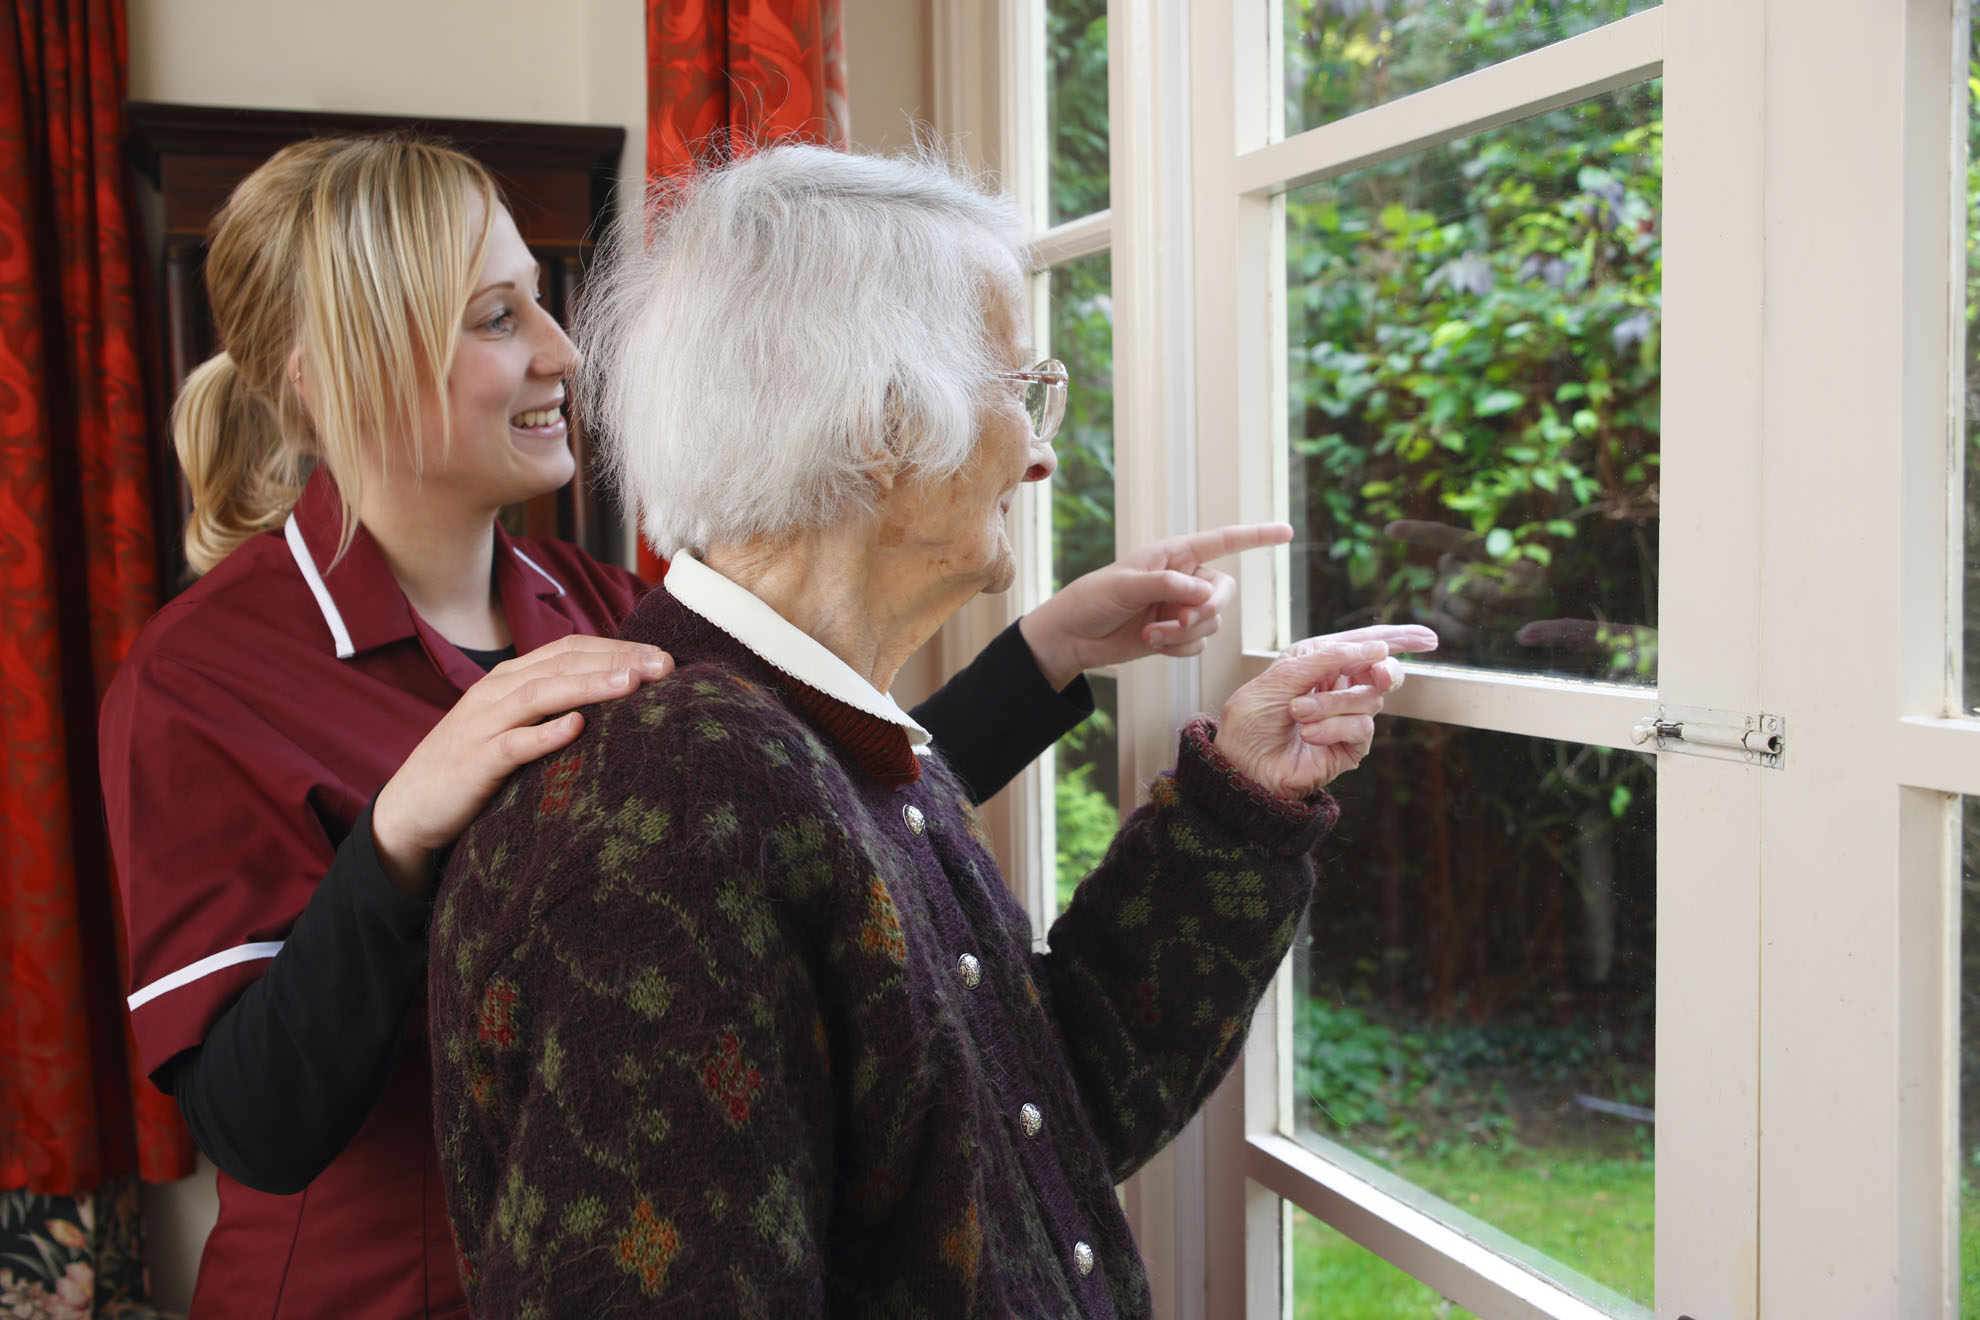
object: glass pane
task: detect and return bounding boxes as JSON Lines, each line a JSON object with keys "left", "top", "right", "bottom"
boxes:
{"left": 1286, "top": 80, "right": 1661, "bottom": 683}
{"left": 1963, "top": 13, "right": 1980, "bottom": 711}
{"left": 1047, "top": 0, "right": 1109, "bottom": 225}
{"left": 1280, "top": 0, "right": 1662, "bottom": 141}
{"left": 1055, "top": 674, "right": 1118, "bottom": 913}
{"left": 1049, "top": 253, "right": 1115, "bottom": 589}
{"left": 1290, "top": 1201, "right": 1478, "bottom": 1318}
{"left": 1046, "top": 251, "right": 1117, "bottom": 918}
{"left": 1294, "top": 717, "right": 1655, "bottom": 1307}
{"left": 1961, "top": 798, "right": 1980, "bottom": 1311}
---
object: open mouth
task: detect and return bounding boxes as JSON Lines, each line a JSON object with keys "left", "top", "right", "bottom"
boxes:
{"left": 510, "top": 401, "right": 566, "bottom": 430}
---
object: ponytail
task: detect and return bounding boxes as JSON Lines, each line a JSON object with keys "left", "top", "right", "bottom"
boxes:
{"left": 173, "top": 351, "right": 310, "bottom": 575}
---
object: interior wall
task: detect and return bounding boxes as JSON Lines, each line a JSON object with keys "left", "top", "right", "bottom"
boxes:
{"left": 127, "top": 0, "right": 650, "bottom": 219}
{"left": 844, "top": 0, "right": 933, "bottom": 158}
{"left": 124, "top": 5, "right": 937, "bottom": 1309}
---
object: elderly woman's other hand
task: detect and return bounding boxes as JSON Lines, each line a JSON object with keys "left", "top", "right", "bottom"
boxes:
{"left": 1017, "top": 522, "right": 1295, "bottom": 688}
{"left": 1213, "top": 624, "right": 1438, "bottom": 798}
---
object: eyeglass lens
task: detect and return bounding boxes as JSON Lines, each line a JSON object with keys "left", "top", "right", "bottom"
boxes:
{"left": 1022, "top": 377, "right": 1067, "bottom": 442}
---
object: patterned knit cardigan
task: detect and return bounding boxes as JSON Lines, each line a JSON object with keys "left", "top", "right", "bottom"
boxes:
{"left": 430, "top": 587, "right": 1334, "bottom": 1319}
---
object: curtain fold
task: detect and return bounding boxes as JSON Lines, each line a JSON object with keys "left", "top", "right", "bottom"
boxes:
{"left": 1, "top": 0, "right": 192, "bottom": 1194}
{"left": 638, "top": 0, "right": 849, "bottom": 580}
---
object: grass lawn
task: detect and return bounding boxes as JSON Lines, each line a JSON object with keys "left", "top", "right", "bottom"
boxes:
{"left": 1964, "top": 1186, "right": 1980, "bottom": 1315}
{"left": 1291, "top": 1148, "right": 1653, "bottom": 1319}
{"left": 1289, "top": 1160, "right": 1980, "bottom": 1315}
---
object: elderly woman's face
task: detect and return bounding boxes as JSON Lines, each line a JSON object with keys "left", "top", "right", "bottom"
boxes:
{"left": 883, "top": 259, "right": 1057, "bottom": 596}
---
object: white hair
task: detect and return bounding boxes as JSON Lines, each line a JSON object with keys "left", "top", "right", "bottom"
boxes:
{"left": 576, "top": 143, "right": 1032, "bottom": 557}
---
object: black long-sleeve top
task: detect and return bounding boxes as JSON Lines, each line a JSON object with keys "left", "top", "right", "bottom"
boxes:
{"left": 157, "top": 620, "right": 1092, "bottom": 1194}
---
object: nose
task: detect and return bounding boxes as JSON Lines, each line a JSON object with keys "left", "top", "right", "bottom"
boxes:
{"left": 534, "top": 306, "right": 579, "bottom": 379}
{"left": 1024, "top": 433, "right": 1057, "bottom": 484}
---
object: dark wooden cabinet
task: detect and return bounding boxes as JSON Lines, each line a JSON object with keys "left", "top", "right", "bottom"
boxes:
{"left": 124, "top": 102, "right": 629, "bottom": 592}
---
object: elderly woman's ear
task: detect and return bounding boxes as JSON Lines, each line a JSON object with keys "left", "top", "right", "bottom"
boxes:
{"left": 856, "top": 384, "right": 919, "bottom": 494}
{"left": 863, "top": 455, "right": 902, "bottom": 496}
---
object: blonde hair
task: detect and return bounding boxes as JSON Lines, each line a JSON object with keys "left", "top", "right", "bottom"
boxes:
{"left": 173, "top": 136, "right": 499, "bottom": 574}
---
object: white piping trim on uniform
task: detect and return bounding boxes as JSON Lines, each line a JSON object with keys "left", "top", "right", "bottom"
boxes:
{"left": 128, "top": 941, "right": 285, "bottom": 1011}
{"left": 665, "top": 553, "right": 930, "bottom": 747}
{"left": 512, "top": 547, "right": 567, "bottom": 597}
{"left": 285, "top": 514, "right": 355, "bottom": 659}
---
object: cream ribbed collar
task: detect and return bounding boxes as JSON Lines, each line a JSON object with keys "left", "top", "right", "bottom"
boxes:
{"left": 663, "top": 553, "right": 930, "bottom": 749}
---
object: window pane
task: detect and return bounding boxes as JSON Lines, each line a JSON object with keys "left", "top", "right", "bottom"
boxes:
{"left": 1056, "top": 674, "right": 1118, "bottom": 913}
{"left": 1962, "top": 13, "right": 1980, "bottom": 711}
{"left": 1280, "top": 0, "right": 1661, "bottom": 141}
{"left": 1962, "top": 798, "right": 1980, "bottom": 1311}
{"left": 1289, "top": 1201, "right": 1478, "bottom": 1318}
{"left": 1047, "top": 0, "right": 1109, "bottom": 225}
{"left": 1294, "top": 718, "right": 1655, "bottom": 1307}
{"left": 1286, "top": 81, "right": 1661, "bottom": 683}
{"left": 1050, "top": 253, "right": 1115, "bottom": 589}
{"left": 1045, "top": 251, "right": 1117, "bottom": 918}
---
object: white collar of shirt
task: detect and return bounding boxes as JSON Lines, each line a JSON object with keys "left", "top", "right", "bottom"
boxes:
{"left": 664, "top": 553, "right": 930, "bottom": 750}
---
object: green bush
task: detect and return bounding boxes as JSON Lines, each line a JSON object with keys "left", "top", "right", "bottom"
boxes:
{"left": 1286, "top": 81, "right": 1661, "bottom": 678}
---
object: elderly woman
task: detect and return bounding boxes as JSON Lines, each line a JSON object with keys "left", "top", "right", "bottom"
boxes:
{"left": 429, "top": 145, "right": 1433, "bottom": 1318}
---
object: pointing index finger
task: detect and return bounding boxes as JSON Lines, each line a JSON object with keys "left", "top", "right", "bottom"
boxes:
{"left": 1173, "top": 521, "right": 1294, "bottom": 566}
{"left": 1281, "top": 625, "right": 1438, "bottom": 660}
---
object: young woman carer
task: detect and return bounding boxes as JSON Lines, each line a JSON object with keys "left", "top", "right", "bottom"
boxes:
{"left": 96, "top": 137, "right": 1287, "bottom": 1319}
{"left": 431, "top": 144, "right": 1438, "bottom": 1319}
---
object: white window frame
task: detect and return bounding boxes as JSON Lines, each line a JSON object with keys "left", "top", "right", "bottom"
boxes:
{"left": 934, "top": 0, "right": 1973, "bottom": 1314}
{"left": 932, "top": 0, "right": 1131, "bottom": 935}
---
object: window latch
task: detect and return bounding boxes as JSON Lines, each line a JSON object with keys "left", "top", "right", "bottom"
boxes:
{"left": 1631, "top": 704, "right": 1785, "bottom": 769}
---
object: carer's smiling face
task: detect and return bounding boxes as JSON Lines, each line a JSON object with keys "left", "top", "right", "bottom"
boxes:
{"left": 411, "top": 198, "right": 578, "bottom": 514}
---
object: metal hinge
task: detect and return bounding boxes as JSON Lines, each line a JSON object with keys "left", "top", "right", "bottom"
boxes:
{"left": 1631, "top": 704, "right": 1786, "bottom": 769}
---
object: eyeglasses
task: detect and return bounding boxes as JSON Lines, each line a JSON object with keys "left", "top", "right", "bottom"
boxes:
{"left": 993, "top": 359, "right": 1069, "bottom": 444}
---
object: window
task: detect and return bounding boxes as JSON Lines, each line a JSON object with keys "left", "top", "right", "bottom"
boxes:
{"left": 1033, "top": 0, "right": 1124, "bottom": 923}
{"left": 1046, "top": 250, "right": 1119, "bottom": 913}
{"left": 936, "top": 0, "right": 1978, "bottom": 1312}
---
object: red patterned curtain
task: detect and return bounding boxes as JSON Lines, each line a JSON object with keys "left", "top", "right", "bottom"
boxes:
{"left": 639, "top": 0, "right": 849, "bottom": 579}
{"left": 1, "top": 0, "right": 192, "bottom": 1192}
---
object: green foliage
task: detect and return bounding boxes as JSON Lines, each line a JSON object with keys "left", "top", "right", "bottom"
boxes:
{"left": 1962, "top": 27, "right": 1980, "bottom": 705}
{"left": 1287, "top": 78, "right": 1662, "bottom": 676}
{"left": 1297, "top": 997, "right": 1430, "bottom": 1132}
{"left": 1284, "top": 0, "right": 1658, "bottom": 139}
{"left": 1296, "top": 995, "right": 1650, "bottom": 1159}
{"left": 1965, "top": 1181, "right": 1980, "bottom": 1316}
{"left": 1054, "top": 763, "right": 1116, "bottom": 912}
{"left": 1049, "top": 255, "right": 1117, "bottom": 589}
{"left": 1046, "top": 0, "right": 1109, "bottom": 225}
{"left": 1054, "top": 692, "right": 1119, "bottom": 911}
{"left": 1269, "top": 0, "right": 1666, "bottom": 682}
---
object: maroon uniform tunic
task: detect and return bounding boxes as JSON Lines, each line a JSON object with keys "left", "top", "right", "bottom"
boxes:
{"left": 99, "top": 470, "right": 644, "bottom": 1318}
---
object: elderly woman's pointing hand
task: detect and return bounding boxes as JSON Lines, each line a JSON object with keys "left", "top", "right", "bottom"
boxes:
{"left": 1018, "top": 522, "right": 1295, "bottom": 687}
{"left": 1215, "top": 625, "right": 1437, "bottom": 797}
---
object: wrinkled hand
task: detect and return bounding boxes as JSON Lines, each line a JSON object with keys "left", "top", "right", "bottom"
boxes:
{"left": 370, "top": 635, "right": 674, "bottom": 898}
{"left": 1018, "top": 522, "right": 1295, "bottom": 689}
{"left": 1213, "top": 625, "right": 1438, "bottom": 798}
